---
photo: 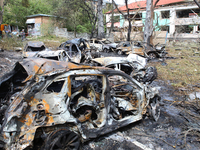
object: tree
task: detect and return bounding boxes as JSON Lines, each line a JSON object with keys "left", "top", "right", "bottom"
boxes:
{"left": 3, "top": 0, "right": 52, "bottom": 29}
{"left": 78, "top": 1, "right": 98, "bottom": 38}
{"left": 143, "top": 0, "right": 160, "bottom": 46}
{"left": 0, "top": 0, "right": 7, "bottom": 24}
{"left": 113, "top": 0, "right": 140, "bottom": 41}
{"left": 97, "top": 0, "right": 104, "bottom": 39}
{"left": 51, "top": 0, "right": 95, "bottom": 36}
{"left": 143, "top": 0, "right": 153, "bottom": 46}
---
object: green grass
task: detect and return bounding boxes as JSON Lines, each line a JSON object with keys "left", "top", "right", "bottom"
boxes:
{"left": 26, "top": 35, "right": 68, "bottom": 49}
{"left": 0, "top": 36, "right": 24, "bottom": 51}
{"left": 150, "top": 41, "right": 200, "bottom": 88}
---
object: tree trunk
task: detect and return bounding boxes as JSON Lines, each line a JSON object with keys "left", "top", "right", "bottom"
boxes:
{"left": 97, "top": 0, "right": 104, "bottom": 39}
{"left": 144, "top": 0, "right": 154, "bottom": 46}
{"left": 125, "top": 0, "right": 131, "bottom": 41}
{"left": 0, "top": 0, "right": 6, "bottom": 24}
{"left": 127, "top": 19, "right": 131, "bottom": 41}
{"left": 109, "top": 0, "right": 114, "bottom": 33}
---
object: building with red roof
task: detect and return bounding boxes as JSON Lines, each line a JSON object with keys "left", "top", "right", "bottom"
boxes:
{"left": 106, "top": 0, "right": 200, "bottom": 35}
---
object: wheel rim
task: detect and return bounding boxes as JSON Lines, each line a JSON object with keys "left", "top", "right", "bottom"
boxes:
{"left": 118, "top": 50, "right": 122, "bottom": 55}
{"left": 45, "top": 129, "right": 80, "bottom": 150}
{"left": 148, "top": 53, "right": 157, "bottom": 59}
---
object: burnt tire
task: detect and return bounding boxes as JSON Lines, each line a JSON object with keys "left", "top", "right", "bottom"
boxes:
{"left": 148, "top": 52, "right": 157, "bottom": 59}
{"left": 42, "top": 128, "right": 81, "bottom": 150}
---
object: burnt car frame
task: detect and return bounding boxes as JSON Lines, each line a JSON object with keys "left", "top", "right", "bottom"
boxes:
{"left": 58, "top": 38, "right": 93, "bottom": 63}
{"left": 89, "top": 38, "right": 118, "bottom": 52}
{"left": 23, "top": 41, "right": 68, "bottom": 61}
{"left": 116, "top": 41, "right": 145, "bottom": 56}
{"left": 91, "top": 54, "right": 148, "bottom": 81}
{"left": 0, "top": 58, "right": 160, "bottom": 150}
{"left": 116, "top": 41, "right": 167, "bottom": 59}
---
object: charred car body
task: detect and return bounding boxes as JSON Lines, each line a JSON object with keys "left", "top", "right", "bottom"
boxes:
{"left": 116, "top": 41, "right": 167, "bottom": 59}
{"left": 144, "top": 42, "right": 167, "bottom": 59}
{"left": 89, "top": 39, "right": 118, "bottom": 52}
{"left": 23, "top": 41, "right": 68, "bottom": 61}
{"left": 58, "top": 38, "right": 95, "bottom": 63}
{"left": 116, "top": 41, "right": 144, "bottom": 56}
{"left": 0, "top": 58, "right": 160, "bottom": 150}
{"left": 91, "top": 54, "right": 157, "bottom": 83}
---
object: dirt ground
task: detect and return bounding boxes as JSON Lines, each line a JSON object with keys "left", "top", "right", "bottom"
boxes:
{"left": 0, "top": 50, "right": 199, "bottom": 150}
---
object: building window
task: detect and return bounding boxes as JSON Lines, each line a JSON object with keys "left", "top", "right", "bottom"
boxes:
{"left": 124, "top": 13, "right": 142, "bottom": 20}
{"left": 161, "top": 11, "right": 170, "bottom": 19}
{"left": 175, "top": 25, "right": 193, "bottom": 33}
{"left": 113, "top": 16, "right": 120, "bottom": 23}
{"left": 176, "top": 9, "right": 200, "bottom": 18}
{"left": 160, "top": 26, "right": 169, "bottom": 32}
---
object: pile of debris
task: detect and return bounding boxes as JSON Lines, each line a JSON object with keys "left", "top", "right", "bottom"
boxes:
{"left": 0, "top": 38, "right": 162, "bottom": 150}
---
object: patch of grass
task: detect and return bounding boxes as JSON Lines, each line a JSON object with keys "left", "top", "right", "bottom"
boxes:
{"left": 26, "top": 35, "right": 68, "bottom": 49}
{"left": 0, "top": 37, "right": 23, "bottom": 51}
{"left": 150, "top": 41, "right": 200, "bottom": 88}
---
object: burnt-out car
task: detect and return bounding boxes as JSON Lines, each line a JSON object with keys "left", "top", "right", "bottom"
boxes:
{"left": 91, "top": 54, "right": 157, "bottom": 82}
{"left": 89, "top": 38, "right": 118, "bottom": 52}
{"left": 0, "top": 58, "right": 160, "bottom": 150}
{"left": 23, "top": 41, "right": 68, "bottom": 61}
{"left": 116, "top": 41, "right": 144, "bottom": 56}
{"left": 116, "top": 41, "right": 167, "bottom": 59}
{"left": 144, "top": 42, "right": 167, "bottom": 59}
{"left": 91, "top": 54, "right": 157, "bottom": 83}
{"left": 58, "top": 38, "right": 93, "bottom": 63}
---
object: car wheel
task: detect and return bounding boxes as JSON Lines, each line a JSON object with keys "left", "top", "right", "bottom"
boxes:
{"left": 103, "top": 48, "right": 108, "bottom": 52}
{"left": 148, "top": 52, "right": 157, "bottom": 59}
{"left": 117, "top": 50, "right": 122, "bottom": 55}
{"left": 42, "top": 128, "right": 81, "bottom": 150}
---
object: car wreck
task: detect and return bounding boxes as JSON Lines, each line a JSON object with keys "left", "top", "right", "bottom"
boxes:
{"left": 91, "top": 54, "right": 157, "bottom": 83}
{"left": 58, "top": 38, "right": 94, "bottom": 63}
{"left": 0, "top": 58, "right": 160, "bottom": 150}
{"left": 115, "top": 41, "right": 145, "bottom": 56}
{"left": 89, "top": 38, "right": 118, "bottom": 52}
{"left": 116, "top": 41, "right": 167, "bottom": 59}
{"left": 23, "top": 41, "right": 68, "bottom": 61}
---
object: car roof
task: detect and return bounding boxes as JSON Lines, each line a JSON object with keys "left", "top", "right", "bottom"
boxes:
{"left": 19, "top": 58, "right": 109, "bottom": 77}
{"left": 27, "top": 41, "right": 45, "bottom": 47}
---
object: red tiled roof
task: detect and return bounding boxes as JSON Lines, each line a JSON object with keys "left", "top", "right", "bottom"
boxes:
{"left": 106, "top": 0, "right": 185, "bottom": 14}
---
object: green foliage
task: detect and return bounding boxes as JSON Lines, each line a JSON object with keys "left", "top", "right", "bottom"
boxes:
{"left": 3, "top": 0, "right": 52, "bottom": 29}
{"left": 2, "top": 0, "right": 96, "bottom": 34}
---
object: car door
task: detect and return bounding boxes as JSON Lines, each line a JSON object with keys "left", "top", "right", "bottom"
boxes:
{"left": 66, "top": 71, "right": 109, "bottom": 139}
